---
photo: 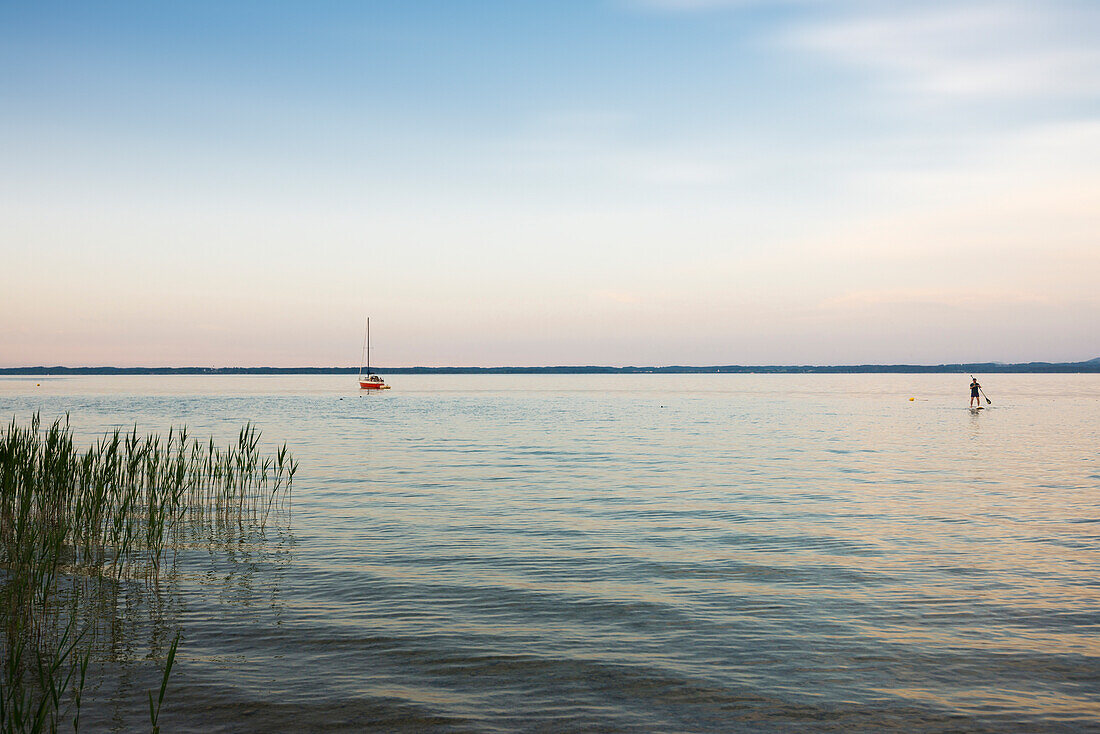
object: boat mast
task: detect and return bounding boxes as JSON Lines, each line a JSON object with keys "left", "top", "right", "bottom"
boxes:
{"left": 359, "top": 318, "right": 369, "bottom": 381}
{"left": 366, "top": 317, "right": 371, "bottom": 375}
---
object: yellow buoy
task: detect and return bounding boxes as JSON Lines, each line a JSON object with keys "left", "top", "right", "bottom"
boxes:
{"left": 909, "top": 397, "right": 914, "bottom": 401}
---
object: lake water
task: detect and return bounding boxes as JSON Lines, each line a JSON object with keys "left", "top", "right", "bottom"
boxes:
{"left": 2, "top": 374, "right": 1099, "bottom": 732}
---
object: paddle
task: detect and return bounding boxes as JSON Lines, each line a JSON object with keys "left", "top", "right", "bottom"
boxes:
{"left": 971, "top": 375, "right": 992, "bottom": 405}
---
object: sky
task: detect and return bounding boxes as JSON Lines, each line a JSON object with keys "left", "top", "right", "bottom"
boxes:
{"left": 1, "top": 0, "right": 1098, "bottom": 367}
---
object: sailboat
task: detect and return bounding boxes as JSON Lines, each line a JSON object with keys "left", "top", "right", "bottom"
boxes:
{"left": 358, "top": 318, "right": 390, "bottom": 390}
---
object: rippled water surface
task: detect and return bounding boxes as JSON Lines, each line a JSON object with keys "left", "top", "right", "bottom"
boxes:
{"left": 3, "top": 374, "right": 1099, "bottom": 732}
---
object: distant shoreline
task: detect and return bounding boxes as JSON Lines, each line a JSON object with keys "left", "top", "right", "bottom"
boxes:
{"left": 3, "top": 361, "right": 1099, "bottom": 375}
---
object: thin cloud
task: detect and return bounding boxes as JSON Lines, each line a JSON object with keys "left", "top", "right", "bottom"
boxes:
{"left": 590, "top": 289, "right": 642, "bottom": 305}
{"left": 501, "top": 109, "right": 745, "bottom": 187}
{"left": 625, "top": 0, "right": 815, "bottom": 10}
{"left": 787, "top": 1, "right": 1100, "bottom": 102}
{"left": 819, "top": 288, "right": 1051, "bottom": 310}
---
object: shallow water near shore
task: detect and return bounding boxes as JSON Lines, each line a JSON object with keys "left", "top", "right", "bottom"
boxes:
{"left": 3, "top": 373, "right": 1099, "bottom": 732}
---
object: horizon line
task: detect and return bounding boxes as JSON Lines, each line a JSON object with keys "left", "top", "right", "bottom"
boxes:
{"left": 3, "top": 359, "right": 1099, "bottom": 375}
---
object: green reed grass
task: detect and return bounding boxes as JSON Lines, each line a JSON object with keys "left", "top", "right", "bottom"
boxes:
{"left": 0, "top": 414, "right": 297, "bottom": 733}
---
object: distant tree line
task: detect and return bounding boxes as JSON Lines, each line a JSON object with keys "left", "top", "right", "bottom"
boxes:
{"left": 3, "top": 360, "right": 1099, "bottom": 375}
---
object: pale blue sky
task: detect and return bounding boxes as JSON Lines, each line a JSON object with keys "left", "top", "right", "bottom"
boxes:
{"left": 2, "top": 0, "right": 1097, "bottom": 366}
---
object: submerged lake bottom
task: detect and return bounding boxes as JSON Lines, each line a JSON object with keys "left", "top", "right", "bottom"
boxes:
{"left": 3, "top": 373, "right": 1099, "bottom": 732}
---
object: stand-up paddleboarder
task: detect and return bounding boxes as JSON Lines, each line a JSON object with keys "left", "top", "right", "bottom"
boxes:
{"left": 970, "top": 377, "right": 982, "bottom": 408}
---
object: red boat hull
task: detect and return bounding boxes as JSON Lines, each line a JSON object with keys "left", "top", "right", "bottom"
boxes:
{"left": 359, "top": 381, "right": 389, "bottom": 390}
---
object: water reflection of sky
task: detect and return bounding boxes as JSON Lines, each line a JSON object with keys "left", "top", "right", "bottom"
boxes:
{"left": 2, "top": 374, "right": 1098, "bottom": 731}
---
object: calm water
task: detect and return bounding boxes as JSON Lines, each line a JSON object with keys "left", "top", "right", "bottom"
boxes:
{"left": 3, "top": 374, "right": 1099, "bottom": 732}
